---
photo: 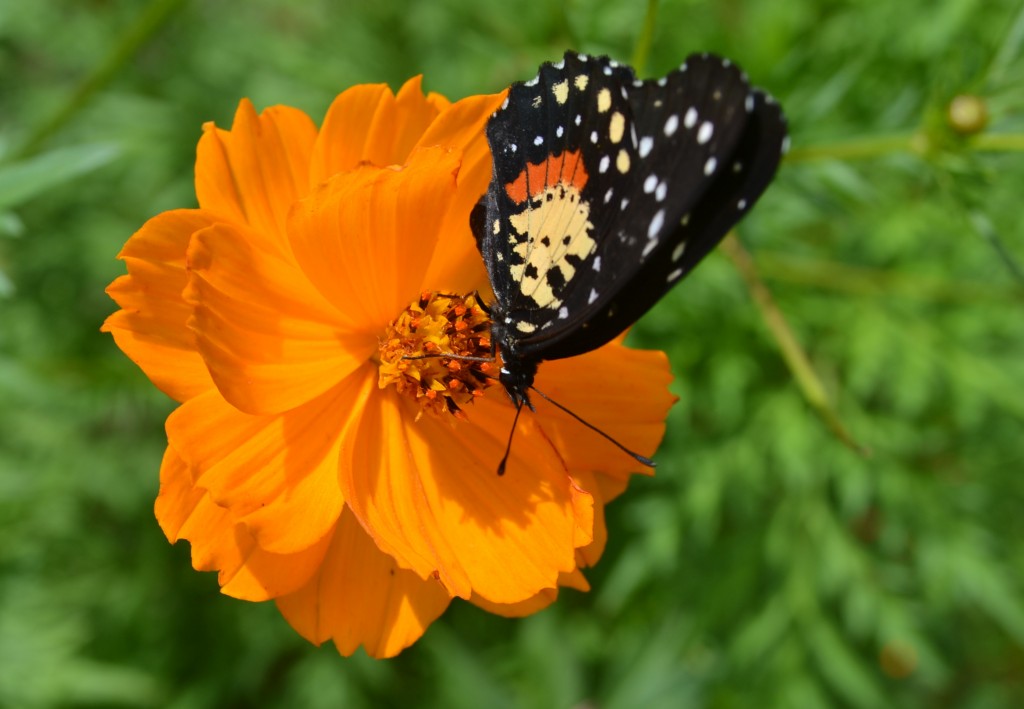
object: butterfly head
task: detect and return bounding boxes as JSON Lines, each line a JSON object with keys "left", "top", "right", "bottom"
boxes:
{"left": 491, "top": 316, "right": 538, "bottom": 411}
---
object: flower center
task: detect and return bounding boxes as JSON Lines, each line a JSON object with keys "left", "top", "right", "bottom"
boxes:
{"left": 378, "top": 291, "right": 496, "bottom": 419}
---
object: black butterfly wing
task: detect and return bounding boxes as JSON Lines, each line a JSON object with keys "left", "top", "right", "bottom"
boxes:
{"left": 474, "top": 51, "right": 788, "bottom": 361}
{"left": 475, "top": 52, "right": 638, "bottom": 324}
{"left": 537, "top": 71, "right": 789, "bottom": 359}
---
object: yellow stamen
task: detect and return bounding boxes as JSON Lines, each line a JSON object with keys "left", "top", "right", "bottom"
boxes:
{"left": 378, "top": 292, "right": 495, "bottom": 419}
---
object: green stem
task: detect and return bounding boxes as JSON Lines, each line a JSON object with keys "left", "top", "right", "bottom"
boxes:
{"left": 631, "top": 0, "right": 659, "bottom": 74}
{"left": 15, "top": 0, "right": 188, "bottom": 159}
{"left": 755, "top": 252, "right": 1024, "bottom": 303}
{"left": 786, "top": 131, "right": 1024, "bottom": 164}
{"left": 784, "top": 133, "right": 922, "bottom": 163}
{"left": 970, "top": 133, "right": 1024, "bottom": 152}
{"left": 721, "top": 235, "right": 868, "bottom": 456}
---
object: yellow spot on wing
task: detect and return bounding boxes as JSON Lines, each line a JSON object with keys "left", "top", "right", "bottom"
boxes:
{"left": 616, "top": 148, "right": 630, "bottom": 173}
{"left": 597, "top": 88, "right": 612, "bottom": 113}
{"left": 575, "top": 74, "right": 589, "bottom": 91}
{"left": 552, "top": 80, "right": 569, "bottom": 105}
{"left": 609, "top": 111, "right": 625, "bottom": 143}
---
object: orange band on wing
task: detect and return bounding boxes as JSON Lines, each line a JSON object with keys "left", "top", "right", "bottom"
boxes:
{"left": 504, "top": 150, "right": 589, "bottom": 205}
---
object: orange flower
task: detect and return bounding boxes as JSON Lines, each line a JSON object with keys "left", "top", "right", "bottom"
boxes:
{"left": 103, "top": 76, "right": 675, "bottom": 658}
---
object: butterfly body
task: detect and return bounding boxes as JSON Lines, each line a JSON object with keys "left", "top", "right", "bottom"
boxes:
{"left": 471, "top": 50, "right": 788, "bottom": 432}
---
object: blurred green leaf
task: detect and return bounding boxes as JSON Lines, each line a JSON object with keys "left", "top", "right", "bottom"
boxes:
{"left": 0, "top": 144, "right": 120, "bottom": 212}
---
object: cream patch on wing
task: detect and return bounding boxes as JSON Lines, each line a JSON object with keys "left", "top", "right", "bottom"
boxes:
{"left": 507, "top": 184, "right": 596, "bottom": 308}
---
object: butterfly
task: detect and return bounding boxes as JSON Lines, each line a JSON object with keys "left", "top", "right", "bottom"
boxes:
{"left": 469, "top": 50, "right": 788, "bottom": 472}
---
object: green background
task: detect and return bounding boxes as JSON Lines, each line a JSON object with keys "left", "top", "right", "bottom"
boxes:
{"left": 2, "top": 0, "right": 1023, "bottom": 706}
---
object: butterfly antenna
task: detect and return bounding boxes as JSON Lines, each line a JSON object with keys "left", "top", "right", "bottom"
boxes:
{"left": 529, "top": 385, "right": 656, "bottom": 468}
{"left": 496, "top": 401, "right": 526, "bottom": 476}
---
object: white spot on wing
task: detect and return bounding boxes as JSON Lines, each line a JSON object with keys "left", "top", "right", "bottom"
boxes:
{"left": 697, "top": 121, "right": 714, "bottom": 145}
{"left": 655, "top": 181, "right": 667, "bottom": 202}
{"left": 667, "top": 267, "right": 684, "bottom": 282}
{"left": 588, "top": 288, "right": 599, "bottom": 304}
{"left": 738, "top": 198, "right": 748, "bottom": 210}
{"left": 638, "top": 136, "right": 654, "bottom": 157}
{"left": 648, "top": 209, "right": 665, "bottom": 238}
{"left": 664, "top": 114, "right": 679, "bottom": 137}
{"left": 643, "top": 174, "right": 658, "bottom": 193}
{"left": 599, "top": 155, "right": 610, "bottom": 173}
{"left": 593, "top": 256, "right": 601, "bottom": 271}
{"left": 559, "top": 306, "right": 569, "bottom": 319}
{"left": 642, "top": 239, "right": 658, "bottom": 258}
{"left": 684, "top": 107, "right": 698, "bottom": 129}
{"left": 534, "top": 135, "right": 544, "bottom": 146}
{"left": 604, "top": 187, "right": 614, "bottom": 203}
{"left": 672, "top": 242, "right": 686, "bottom": 261}
{"left": 704, "top": 157, "right": 717, "bottom": 175}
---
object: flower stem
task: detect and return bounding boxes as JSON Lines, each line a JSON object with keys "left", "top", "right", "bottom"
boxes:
{"left": 784, "top": 133, "right": 923, "bottom": 163}
{"left": 720, "top": 234, "right": 868, "bottom": 456}
{"left": 970, "top": 133, "right": 1024, "bottom": 152}
{"left": 631, "top": 0, "right": 659, "bottom": 74}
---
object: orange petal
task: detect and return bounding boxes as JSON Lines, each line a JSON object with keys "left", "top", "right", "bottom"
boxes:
{"left": 185, "top": 220, "right": 375, "bottom": 414}
{"left": 571, "top": 470, "right": 610, "bottom": 569}
{"left": 469, "top": 567, "right": 591, "bottom": 618}
{"left": 366, "top": 76, "right": 452, "bottom": 170}
{"left": 289, "top": 146, "right": 462, "bottom": 330}
{"left": 342, "top": 386, "right": 588, "bottom": 604}
{"left": 417, "top": 90, "right": 507, "bottom": 294}
{"left": 470, "top": 589, "right": 558, "bottom": 618}
{"left": 532, "top": 340, "right": 676, "bottom": 481}
{"left": 276, "top": 507, "right": 451, "bottom": 659}
{"left": 102, "top": 209, "right": 216, "bottom": 402}
{"left": 155, "top": 444, "right": 207, "bottom": 542}
{"left": 165, "top": 374, "right": 367, "bottom": 554}
{"left": 309, "top": 76, "right": 450, "bottom": 185}
{"left": 219, "top": 530, "right": 334, "bottom": 602}
{"left": 156, "top": 444, "right": 333, "bottom": 601}
{"left": 195, "top": 100, "right": 318, "bottom": 241}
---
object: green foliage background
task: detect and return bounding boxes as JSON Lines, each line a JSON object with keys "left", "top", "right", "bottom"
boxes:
{"left": 2, "top": 0, "right": 1023, "bottom": 706}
